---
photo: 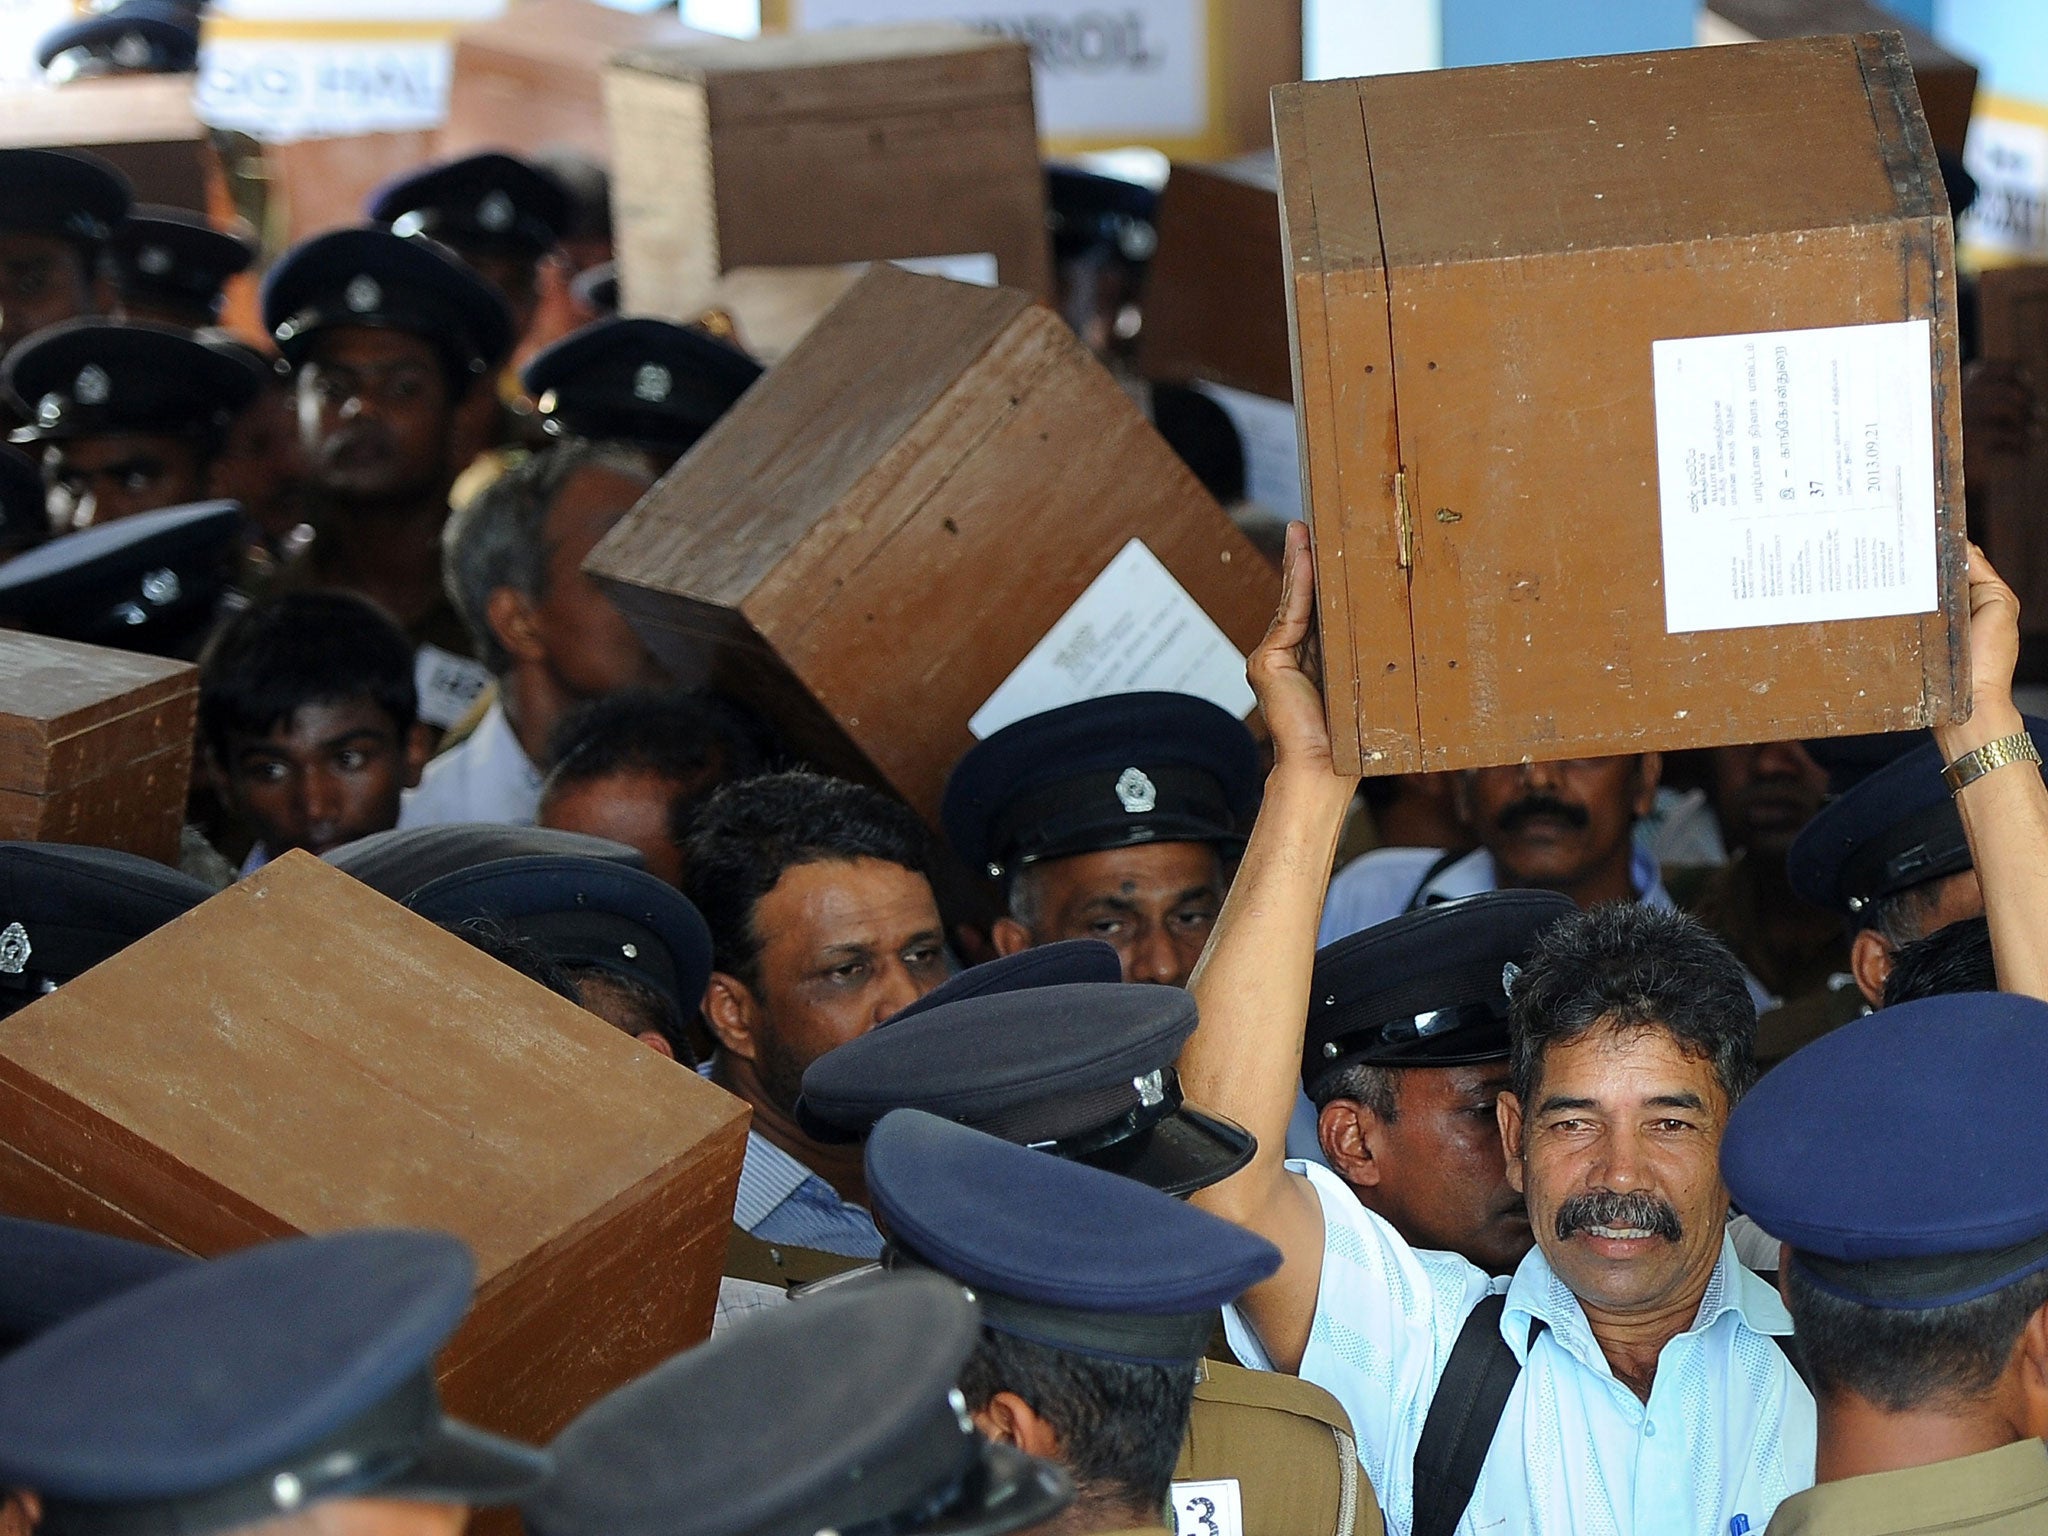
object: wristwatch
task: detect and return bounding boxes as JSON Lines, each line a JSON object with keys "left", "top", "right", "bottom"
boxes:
{"left": 1941, "top": 730, "right": 2042, "bottom": 794}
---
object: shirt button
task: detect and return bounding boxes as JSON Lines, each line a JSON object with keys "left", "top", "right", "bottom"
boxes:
{"left": 1643, "top": 1420, "right": 1657, "bottom": 1438}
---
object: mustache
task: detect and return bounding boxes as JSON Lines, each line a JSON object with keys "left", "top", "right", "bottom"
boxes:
{"left": 1555, "top": 1190, "right": 1683, "bottom": 1244}
{"left": 1495, "top": 794, "right": 1591, "bottom": 834}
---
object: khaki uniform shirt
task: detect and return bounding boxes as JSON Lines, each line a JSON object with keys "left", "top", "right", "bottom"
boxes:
{"left": 1174, "top": 1359, "right": 1385, "bottom": 1536}
{"left": 1764, "top": 1439, "right": 2048, "bottom": 1534}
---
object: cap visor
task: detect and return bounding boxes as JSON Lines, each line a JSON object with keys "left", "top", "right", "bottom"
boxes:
{"left": 381, "top": 1416, "right": 550, "bottom": 1506}
{"left": 918, "top": 1441, "right": 1073, "bottom": 1536}
{"left": 1086, "top": 1104, "right": 1255, "bottom": 1198}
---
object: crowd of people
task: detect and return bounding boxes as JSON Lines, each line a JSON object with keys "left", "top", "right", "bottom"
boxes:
{"left": 2, "top": 18, "right": 2047, "bottom": 1536}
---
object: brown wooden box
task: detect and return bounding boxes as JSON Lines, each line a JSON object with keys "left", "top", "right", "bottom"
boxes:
{"left": 1970, "top": 265, "right": 2048, "bottom": 635}
{"left": 442, "top": 0, "right": 715, "bottom": 164}
{"left": 0, "top": 633, "right": 196, "bottom": 865}
{"left": 1703, "top": 0, "right": 1977, "bottom": 156}
{"left": 1139, "top": 157, "right": 1289, "bottom": 402}
{"left": 585, "top": 264, "right": 1273, "bottom": 825}
{"left": 1, "top": 76, "right": 215, "bottom": 211}
{"left": 604, "top": 24, "right": 1052, "bottom": 324}
{"left": 1276, "top": 33, "right": 1968, "bottom": 776}
{"left": 0, "top": 850, "right": 748, "bottom": 1464}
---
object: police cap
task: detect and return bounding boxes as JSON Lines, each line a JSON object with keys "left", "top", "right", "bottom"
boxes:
{"left": 0, "top": 1229, "right": 548, "bottom": 1536}
{"left": 1723, "top": 992, "right": 2048, "bottom": 1308}
{"left": 1046, "top": 165, "right": 1158, "bottom": 265}
{"left": 942, "top": 692, "right": 1260, "bottom": 882}
{"left": 1305, "top": 889, "right": 1577, "bottom": 1080}
{"left": 368, "top": 152, "right": 570, "bottom": 259}
{"left": 799, "top": 981, "right": 1253, "bottom": 1196}
{"left": 262, "top": 226, "right": 515, "bottom": 383}
{"left": 107, "top": 207, "right": 256, "bottom": 326}
{"left": 406, "top": 855, "right": 713, "bottom": 1021}
{"left": 1785, "top": 720, "right": 2048, "bottom": 917}
{"left": 0, "top": 842, "right": 212, "bottom": 1014}
{"left": 0, "top": 499, "right": 241, "bottom": 657}
{"left": 36, "top": 1, "right": 198, "bottom": 80}
{"left": 886, "top": 939, "right": 1122, "bottom": 1027}
{"left": 521, "top": 317, "right": 761, "bottom": 460}
{"left": 322, "top": 824, "right": 645, "bottom": 903}
{"left": 0, "top": 149, "right": 130, "bottom": 248}
{"left": 5, "top": 319, "right": 265, "bottom": 444}
{"left": 522, "top": 1271, "right": 1072, "bottom": 1536}
{"left": 0, "top": 1218, "right": 191, "bottom": 1354}
{"left": 869, "top": 1110, "right": 1281, "bottom": 1365}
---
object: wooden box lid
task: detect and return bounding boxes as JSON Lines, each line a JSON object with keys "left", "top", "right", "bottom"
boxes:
{"left": 0, "top": 850, "right": 749, "bottom": 1441}
{"left": 0, "top": 632, "right": 195, "bottom": 799}
{"left": 586, "top": 263, "right": 1273, "bottom": 824}
{"left": 2, "top": 76, "right": 214, "bottom": 212}
{"left": 1139, "top": 158, "right": 1289, "bottom": 402}
{"left": 1277, "top": 33, "right": 1966, "bottom": 774}
{"left": 614, "top": 23, "right": 1027, "bottom": 115}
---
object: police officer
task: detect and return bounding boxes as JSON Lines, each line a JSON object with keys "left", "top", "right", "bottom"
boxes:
{"left": 0, "top": 843, "right": 214, "bottom": 1018}
{"left": 106, "top": 207, "right": 256, "bottom": 330}
{"left": 368, "top": 152, "right": 570, "bottom": 342}
{"left": 0, "top": 149, "right": 127, "bottom": 359}
{"left": 4, "top": 319, "right": 266, "bottom": 528}
{"left": 1722, "top": 993, "right": 2048, "bottom": 1533}
{"left": 322, "top": 823, "right": 646, "bottom": 901}
{"left": 802, "top": 979, "right": 1383, "bottom": 1536}
{"left": 0, "top": 498, "right": 243, "bottom": 658}
{"left": 0, "top": 1228, "right": 549, "bottom": 1536}
{"left": 35, "top": 0, "right": 199, "bottom": 82}
{"left": 943, "top": 692, "right": 1260, "bottom": 987}
{"left": 405, "top": 853, "right": 713, "bottom": 1060}
{"left": 521, "top": 317, "right": 763, "bottom": 472}
{"left": 1046, "top": 163, "right": 1158, "bottom": 365}
{"left": 867, "top": 1109, "right": 1324, "bottom": 1536}
{"left": 1769, "top": 718, "right": 2048, "bottom": 1064}
{"left": 523, "top": 1273, "right": 1073, "bottom": 1536}
{"left": 1304, "top": 890, "right": 1575, "bottom": 1274}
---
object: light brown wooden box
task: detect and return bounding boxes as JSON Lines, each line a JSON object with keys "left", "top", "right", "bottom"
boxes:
{"left": 604, "top": 24, "right": 1051, "bottom": 324}
{"left": 585, "top": 263, "right": 1273, "bottom": 826}
{"left": 1276, "top": 33, "right": 1967, "bottom": 776}
{"left": 1703, "top": 0, "right": 1977, "bottom": 156}
{"left": 442, "top": 0, "right": 715, "bottom": 164}
{"left": 1, "top": 76, "right": 214, "bottom": 212}
{"left": 0, "top": 850, "right": 748, "bottom": 1465}
{"left": 1970, "top": 266, "right": 2048, "bottom": 636}
{"left": 1139, "top": 157, "right": 1289, "bottom": 402}
{"left": 0, "top": 633, "right": 195, "bottom": 865}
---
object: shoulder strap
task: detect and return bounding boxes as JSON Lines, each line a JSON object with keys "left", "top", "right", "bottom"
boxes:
{"left": 1404, "top": 848, "right": 1470, "bottom": 912}
{"left": 1409, "top": 1294, "right": 1531, "bottom": 1536}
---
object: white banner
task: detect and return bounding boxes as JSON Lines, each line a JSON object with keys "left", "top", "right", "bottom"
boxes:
{"left": 1961, "top": 107, "right": 2048, "bottom": 262}
{"left": 196, "top": 33, "right": 455, "bottom": 140}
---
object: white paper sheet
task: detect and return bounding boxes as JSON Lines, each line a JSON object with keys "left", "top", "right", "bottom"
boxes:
{"left": 968, "top": 538, "right": 1254, "bottom": 739}
{"left": 1171, "top": 1479, "right": 1245, "bottom": 1536}
{"left": 889, "top": 252, "right": 999, "bottom": 286}
{"left": 1651, "top": 318, "right": 1938, "bottom": 634}
{"left": 1192, "top": 379, "right": 1304, "bottom": 522}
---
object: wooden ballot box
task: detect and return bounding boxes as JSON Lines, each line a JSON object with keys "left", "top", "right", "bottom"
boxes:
{"left": 0, "top": 851, "right": 749, "bottom": 1458}
{"left": 2, "top": 76, "right": 215, "bottom": 212}
{"left": 586, "top": 264, "right": 1273, "bottom": 826}
{"left": 604, "top": 24, "right": 1052, "bottom": 324}
{"left": 0, "top": 633, "right": 196, "bottom": 865}
{"left": 1276, "top": 33, "right": 1968, "bottom": 776}
{"left": 442, "top": 0, "right": 716, "bottom": 164}
{"left": 1140, "top": 158, "right": 1290, "bottom": 404}
{"left": 1970, "top": 266, "right": 2048, "bottom": 636}
{"left": 1702, "top": 0, "right": 1977, "bottom": 157}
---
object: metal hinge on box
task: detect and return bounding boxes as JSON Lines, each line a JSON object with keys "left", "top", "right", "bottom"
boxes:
{"left": 1394, "top": 468, "right": 1413, "bottom": 569}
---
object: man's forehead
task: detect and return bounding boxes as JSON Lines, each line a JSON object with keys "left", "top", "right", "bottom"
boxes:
{"left": 1534, "top": 1019, "right": 1725, "bottom": 1097}
{"left": 305, "top": 327, "right": 439, "bottom": 370}
{"left": 760, "top": 860, "right": 937, "bottom": 942}
{"left": 1036, "top": 840, "right": 1224, "bottom": 899}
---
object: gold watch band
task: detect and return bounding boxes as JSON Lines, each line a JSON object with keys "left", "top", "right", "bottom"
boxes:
{"left": 1941, "top": 730, "right": 2042, "bottom": 794}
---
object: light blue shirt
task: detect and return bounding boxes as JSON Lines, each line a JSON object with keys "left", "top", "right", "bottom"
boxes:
{"left": 1226, "top": 1162, "right": 1814, "bottom": 1536}
{"left": 731, "top": 1128, "right": 882, "bottom": 1259}
{"left": 399, "top": 699, "right": 543, "bottom": 830}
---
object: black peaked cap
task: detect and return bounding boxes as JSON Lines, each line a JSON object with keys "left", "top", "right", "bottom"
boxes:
{"left": 367, "top": 152, "right": 570, "bottom": 258}
{"left": 323, "top": 825, "right": 645, "bottom": 904}
{"left": 521, "top": 317, "right": 762, "bottom": 457}
{"left": 0, "top": 842, "right": 212, "bottom": 1007}
{"left": 108, "top": 207, "right": 256, "bottom": 320}
{"left": 1305, "top": 889, "right": 1577, "bottom": 1080}
{"left": 868, "top": 1110, "right": 1280, "bottom": 1365}
{"left": 0, "top": 149, "right": 130, "bottom": 245}
{"left": 0, "top": 499, "right": 241, "bottom": 657}
{"left": 799, "top": 981, "right": 1253, "bottom": 1196}
{"left": 522, "top": 1271, "right": 1072, "bottom": 1536}
{"left": 0, "top": 1218, "right": 192, "bottom": 1355}
{"left": 5, "top": 319, "right": 265, "bottom": 443}
{"left": 36, "top": 1, "right": 198, "bottom": 76}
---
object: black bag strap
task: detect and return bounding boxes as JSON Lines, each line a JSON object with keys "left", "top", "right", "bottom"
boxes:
{"left": 1403, "top": 847, "right": 1471, "bottom": 912}
{"left": 1409, "top": 1293, "right": 1542, "bottom": 1536}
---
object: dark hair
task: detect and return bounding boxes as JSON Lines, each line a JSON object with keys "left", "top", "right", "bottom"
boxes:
{"left": 1861, "top": 872, "right": 1969, "bottom": 944}
{"left": 563, "top": 963, "right": 690, "bottom": 1064}
{"left": 1881, "top": 915, "right": 1994, "bottom": 1008}
{"left": 540, "top": 688, "right": 767, "bottom": 844}
{"left": 1304, "top": 1060, "right": 1399, "bottom": 1122}
{"left": 1507, "top": 903, "right": 1756, "bottom": 1110}
{"left": 681, "top": 771, "right": 932, "bottom": 991}
{"left": 198, "top": 590, "right": 417, "bottom": 762}
{"left": 1785, "top": 1263, "right": 2048, "bottom": 1411}
{"left": 441, "top": 918, "right": 582, "bottom": 1004}
{"left": 957, "top": 1328, "right": 1194, "bottom": 1514}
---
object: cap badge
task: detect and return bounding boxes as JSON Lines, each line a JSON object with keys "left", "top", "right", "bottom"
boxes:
{"left": 478, "top": 190, "right": 515, "bottom": 232}
{"left": 1501, "top": 960, "right": 1522, "bottom": 997}
{"left": 73, "top": 364, "right": 110, "bottom": 406}
{"left": 1115, "top": 767, "right": 1157, "bottom": 814}
{"left": 1132, "top": 1068, "right": 1166, "bottom": 1107}
{"left": 111, "top": 31, "right": 151, "bottom": 67}
{"left": 0, "top": 922, "right": 29, "bottom": 976}
{"left": 633, "top": 362, "right": 673, "bottom": 403}
{"left": 136, "top": 244, "right": 174, "bottom": 276}
{"left": 140, "top": 568, "right": 182, "bottom": 606}
{"left": 345, "top": 274, "right": 382, "bottom": 313}
{"left": 36, "top": 393, "right": 64, "bottom": 428}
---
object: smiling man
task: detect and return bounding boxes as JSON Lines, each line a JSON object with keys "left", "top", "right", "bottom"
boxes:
{"left": 682, "top": 771, "right": 949, "bottom": 1265}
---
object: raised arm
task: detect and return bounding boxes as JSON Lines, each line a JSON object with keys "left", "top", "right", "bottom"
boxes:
{"left": 1932, "top": 545, "right": 2048, "bottom": 1000}
{"left": 1183, "top": 521, "right": 1360, "bottom": 1371}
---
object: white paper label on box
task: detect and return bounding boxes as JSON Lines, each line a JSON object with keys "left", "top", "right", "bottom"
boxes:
{"left": 968, "top": 538, "right": 1253, "bottom": 739}
{"left": 889, "top": 252, "right": 1000, "bottom": 286}
{"left": 1170, "top": 1479, "right": 1245, "bottom": 1536}
{"left": 1651, "top": 319, "right": 1938, "bottom": 635}
{"left": 794, "top": 0, "right": 1206, "bottom": 141}
{"left": 1193, "top": 380, "right": 1303, "bottom": 522}
{"left": 197, "top": 34, "right": 458, "bottom": 140}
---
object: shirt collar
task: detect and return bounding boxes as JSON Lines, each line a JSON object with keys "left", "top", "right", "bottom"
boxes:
{"left": 731, "top": 1128, "right": 834, "bottom": 1229}
{"left": 475, "top": 699, "right": 543, "bottom": 790}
